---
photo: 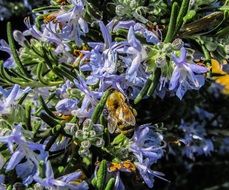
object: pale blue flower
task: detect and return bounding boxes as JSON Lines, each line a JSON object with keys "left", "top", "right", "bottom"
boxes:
{"left": 80, "top": 21, "right": 148, "bottom": 99}
{"left": 112, "top": 27, "right": 148, "bottom": 98}
{"left": 55, "top": 98, "right": 78, "bottom": 114}
{"left": 179, "top": 121, "right": 214, "bottom": 160}
{"left": 169, "top": 47, "right": 208, "bottom": 99}
{"left": 13, "top": 30, "right": 27, "bottom": 46}
{"left": 56, "top": 80, "right": 74, "bottom": 98}
{"left": 0, "top": 39, "right": 15, "bottom": 68}
{"left": 0, "top": 124, "right": 48, "bottom": 185}
{"left": 74, "top": 76, "right": 102, "bottom": 100}
{"left": 56, "top": 0, "right": 88, "bottom": 46}
{"left": 127, "top": 26, "right": 147, "bottom": 75}
{"left": 0, "top": 124, "right": 25, "bottom": 153}
{"left": 72, "top": 76, "right": 102, "bottom": 118}
{"left": 130, "top": 124, "right": 164, "bottom": 164}
{"left": 72, "top": 95, "right": 93, "bottom": 118}
{"left": 0, "top": 183, "right": 6, "bottom": 190}
{"left": 135, "top": 158, "right": 167, "bottom": 188}
{"left": 16, "top": 160, "right": 37, "bottom": 185}
{"left": 113, "top": 20, "right": 160, "bottom": 44}
{"left": 24, "top": 17, "right": 49, "bottom": 40}
{"left": 34, "top": 161, "right": 89, "bottom": 190}
{"left": 24, "top": 18, "right": 71, "bottom": 62}
{"left": 134, "top": 23, "right": 160, "bottom": 44}
{"left": 0, "top": 84, "right": 31, "bottom": 115}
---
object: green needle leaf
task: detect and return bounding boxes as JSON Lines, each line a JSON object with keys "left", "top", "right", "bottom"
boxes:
{"left": 91, "top": 89, "right": 113, "bottom": 124}
{"left": 175, "top": 0, "right": 190, "bottom": 34}
{"left": 134, "top": 73, "right": 154, "bottom": 104}
{"left": 164, "top": 2, "right": 179, "bottom": 43}
{"left": 147, "top": 68, "right": 161, "bottom": 96}
{"left": 7, "top": 22, "right": 30, "bottom": 78}
{"left": 104, "top": 178, "right": 115, "bottom": 190}
{"left": 96, "top": 160, "right": 107, "bottom": 190}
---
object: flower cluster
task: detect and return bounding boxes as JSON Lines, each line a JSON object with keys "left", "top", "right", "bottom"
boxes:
{"left": 0, "top": 0, "right": 229, "bottom": 189}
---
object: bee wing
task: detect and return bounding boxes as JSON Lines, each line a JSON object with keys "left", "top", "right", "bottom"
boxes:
{"left": 107, "top": 115, "right": 118, "bottom": 134}
{"left": 118, "top": 105, "right": 136, "bottom": 126}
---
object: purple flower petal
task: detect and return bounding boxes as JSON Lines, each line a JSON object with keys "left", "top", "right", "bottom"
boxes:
{"left": 187, "top": 63, "right": 208, "bottom": 74}
{"left": 169, "top": 67, "right": 180, "bottom": 90}
{"left": 99, "top": 21, "right": 112, "bottom": 48}
{"left": 6, "top": 150, "right": 24, "bottom": 171}
{"left": 127, "top": 26, "right": 141, "bottom": 51}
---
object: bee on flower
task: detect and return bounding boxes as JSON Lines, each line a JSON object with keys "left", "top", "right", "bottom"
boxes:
{"left": 106, "top": 90, "right": 137, "bottom": 135}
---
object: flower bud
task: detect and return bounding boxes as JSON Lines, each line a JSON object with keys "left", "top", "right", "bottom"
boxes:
{"left": 95, "top": 138, "right": 105, "bottom": 147}
{"left": 83, "top": 119, "right": 92, "bottom": 131}
{"left": 78, "top": 147, "right": 90, "bottom": 157}
{"left": 13, "top": 182, "right": 26, "bottom": 190}
{"left": 130, "top": 0, "right": 137, "bottom": 9}
{"left": 83, "top": 131, "right": 90, "bottom": 139}
{"left": 116, "top": 5, "right": 125, "bottom": 16}
{"left": 89, "top": 130, "right": 97, "bottom": 138}
{"left": 81, "top": 140, "right": 91, "bottom": 149}
{"left": 172, "top": 38, "right": 184, "bottom": 50}
{"left": 75, "top": 130, "right": 83, "bottom": 138}
{"left": 64, "top": 123, "right": 77, "bottom": 135}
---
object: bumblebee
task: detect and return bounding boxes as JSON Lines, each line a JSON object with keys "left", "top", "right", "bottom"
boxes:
{"left": 106, "top": 90, "right": 137, "bottom": 135}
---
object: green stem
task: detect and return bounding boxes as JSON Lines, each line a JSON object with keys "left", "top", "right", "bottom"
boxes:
{"left": 216, "top": 25, "right": 229, "bottom": 37}
{"left": 96, "top": 160, "right": 107, "bottom": 190}
{"left": 37, "top": 62, "right": 51, "bottom": 86}
{"left": 0, "top": 63, "right": 59, "bottom": 87}
{"left": 53, "top": 66, "right": 75, "bottom": 81}
{"left": 0, "top": 61, "right": 25, "bottom": 85}
{"left": 7, "top": 22, "right": 30, "bottom": 78}
{"left": 35, "top": 14, "right": 47, "bottom": 30}
{"left": 59, "top": 65, "right": 78, "bottom": 80}
{"left": 10, "top": 69, "right": 32, "bottom": 81}
{"left": 25, "top": 105, "right": 32, "bottom": 131}
{"left": 134, "top": 73, "right": 154, "bottom": 104}
{"left": 38, "top": 161, "right": 46, "bottom": 178}
{"left": 175, "top": 0, "right": 190, "bottom": 34}
{"left": 197, "top": 37, "right": 211, "bottom": 77}
{"left": 147, "top": 68, "right": 161, "bottom": 96}
{"left": 104, "top": 178, "right": 115, "bottom": 190}
{"left": 37, "top": 62, "right": 63, "bottom": 86}
{"left": 164, "top": 2, "right": 179, "bottom": 43}
{"left": 18, "top": 92, "right": 29, "bottom": 105}
{"left": 91, "top": 89, "right": 113, "bottom": 124}
{"left": 42, "top": 46, "right": 54, "bottom": 69}
{"left": 32, "top": 6, "right": 60, "bottom": 13}
{"left": 39, "top": 111, "right": 60, "bottom": 128}
{"left": 45, "top": 125, "right": 62, "bottom": 151}
{"left": 39, "top": 95, "right": 62, "bottom": 120}
{"left": 201, "top": 44, "right": 212, "bottom": 77}
{"left": 35, "top": 93, "right": 56, "bottom": 115}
